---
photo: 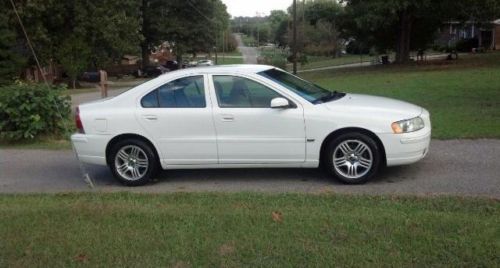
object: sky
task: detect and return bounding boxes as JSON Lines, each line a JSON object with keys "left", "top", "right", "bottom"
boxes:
{"left": 222, "top": 0, "right": 291, "bottom": 17}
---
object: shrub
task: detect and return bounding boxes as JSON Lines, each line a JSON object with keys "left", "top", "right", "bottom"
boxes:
{"left": 0, "top": 83, "right": 71, "bottom": 140}
{"left": 258, "top": 54, "right": 287, "bottom": 69}
{"left": 346, "top": 40, "right": 370, "bottom": 55}
{"left": 455, "top": 38, "right": 478, "bottom": 52}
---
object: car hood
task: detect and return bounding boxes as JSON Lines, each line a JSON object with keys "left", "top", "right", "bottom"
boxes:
{"left": 321, "top": 93, "right": 423, "bottom": 120}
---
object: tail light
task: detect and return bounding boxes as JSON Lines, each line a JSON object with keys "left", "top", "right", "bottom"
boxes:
{"left": 75, "top": 107, "right": 85, "bottom": 134}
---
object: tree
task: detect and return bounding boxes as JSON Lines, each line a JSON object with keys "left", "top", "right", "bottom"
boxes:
{"left": 163, "top": 0, "right": 229, "bottom": 63}
{"left": 342, "top": 0, "right": 437, "bottom": 63}
{"left": 10, "top": 0, "right": 142, "bottom": 76}
{"left": 305, "top": 0, "right": 344, "bottom": 57}
{"left": 140, "top": 0, "right": 230, "bottom": 65}
{"left": 269, "top": 10, "right": 288, "bottom": 45}
{"left": 342, "top": 0, "right": 500, "bottom": 63}
{"left": 0, "top": 7, "right": 24, "bottom": 85}
{"left": 56, "top": 36, "right": 91, "bottom": 89}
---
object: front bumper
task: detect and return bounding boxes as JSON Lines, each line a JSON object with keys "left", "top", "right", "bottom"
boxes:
{"left": 379, "top": 110, "right": 431, "bottom": 166}
{"left": 379, "top": 130, "right": 431, "bottom": 166}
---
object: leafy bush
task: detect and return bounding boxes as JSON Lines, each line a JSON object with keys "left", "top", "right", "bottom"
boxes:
{"left": 346, "top": 40, "right": 370, "bottom": 55}
{"left": 0, "top": 83, "right": 71, "bottom": 140}
{"left": 455, "top": 38, "right": 478, "bottom": 52}
{"left": 258, "top": 54, "right": 288, "bottom": 69}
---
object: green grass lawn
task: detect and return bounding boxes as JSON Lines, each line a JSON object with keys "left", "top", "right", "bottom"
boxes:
{"left": 295, "top": 54, "right": 376, "bottom": 71}
{"left": 0, "top": 193, "right": 498, "bottom": 267}
{"left": 303, "top": 52, "right": 500, "bottom": 139}
{"left": 186, "top": 51, "right": 244, "bottom": 65}
{"left": 0, "top": 137, "right": 71, "bottom": 150}
{"left": 221, "top": 50, "right": 244, "bottom": 57}
{"left": 216, "top": 56, "right": 244, "bottom": 65}
{"left": 241, "top": 34, "right": 256, "bottom": 47}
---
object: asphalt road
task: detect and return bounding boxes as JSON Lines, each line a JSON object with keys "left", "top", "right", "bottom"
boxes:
{"left": 1, "top": 140, "right": 499, "bottom": 198}
{"left": 234, "top": 34, "right": 259, "bottom": 64}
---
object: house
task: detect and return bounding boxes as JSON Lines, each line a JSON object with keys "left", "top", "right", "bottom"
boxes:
{"left": 121, "top": 55, "right": 140, "bottom": 65}
{"left": 436, "top": 19, "right": 500, "bottom": 50}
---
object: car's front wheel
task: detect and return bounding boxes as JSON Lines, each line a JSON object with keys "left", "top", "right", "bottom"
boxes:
{"left": 325, "top": 132, "right": 381, "bottom": 184}
{"left": 109, "top": 139, "right": 159, "bottom": 186}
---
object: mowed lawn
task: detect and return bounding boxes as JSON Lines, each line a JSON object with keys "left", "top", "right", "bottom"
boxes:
{"left": 0, "top": 193, "right": 498, "bottom": 267}
{"left": 302, "top": 52, "right": 500, "bottom": 139}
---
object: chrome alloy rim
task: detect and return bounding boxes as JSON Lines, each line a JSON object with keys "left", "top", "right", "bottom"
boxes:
{"left": 333, "top": 140, "right": 373, "bottom": 179}
{"left": 114, "top": 145, "right": 149, "bottom": 181}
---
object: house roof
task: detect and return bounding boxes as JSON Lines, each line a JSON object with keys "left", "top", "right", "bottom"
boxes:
{"left": 122, "top": 55, "right": 139, "bottom": 60}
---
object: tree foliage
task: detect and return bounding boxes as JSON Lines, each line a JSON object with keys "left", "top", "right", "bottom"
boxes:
{"left": 0, "top": 2, "right": 24, "bottom": 85}
{"left": 2, "top": 0, "right": 230, "bottom": 83}
{"left": 141, "top": 0, "right": 230, "bottom": 64}
{"left": 342, "top": 0, "right": 500, "bottom": 63}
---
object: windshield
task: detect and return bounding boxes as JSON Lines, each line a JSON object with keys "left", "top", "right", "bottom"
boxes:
{"left": 258, "top": 69, "right": 344, "bottom": 104}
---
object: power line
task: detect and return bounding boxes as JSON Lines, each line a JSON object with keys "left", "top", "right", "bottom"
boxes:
{"left": 186, "top": 0, "right": 217, "bottom": 25}
{"left": 9, "top": 0, "right": 49, "bottom": 87}
{"left": 9, "top": 0, "right": 94, "bottom": 188}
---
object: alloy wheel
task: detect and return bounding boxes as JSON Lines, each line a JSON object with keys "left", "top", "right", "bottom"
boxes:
{"left": 332, "top": 139, "right": 373, "bottom": 180}
{"left": 114, "top": 145, "right": 149, "bottom": 181}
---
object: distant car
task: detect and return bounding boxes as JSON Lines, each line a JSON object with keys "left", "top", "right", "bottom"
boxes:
{"left": 182, "top": 60, "right": 198, "bottom": 68}
{"left": 72, "top": 65, "right": 431, "bottom": 186}
{"left": 197, "top": 59, "right": 214, "bottom": 66}
{"left": 163, "top": 60, "right": 179, "bottom": 71}
{"left": 81, "top": 72, "right": 101, "bottom": 83}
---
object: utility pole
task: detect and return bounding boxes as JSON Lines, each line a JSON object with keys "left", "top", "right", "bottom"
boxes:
{"left": 292, "top": 0, "right": 297, "bottom": 74}
{"left": 222, "top": 30, "right": 225, "bottom": 63}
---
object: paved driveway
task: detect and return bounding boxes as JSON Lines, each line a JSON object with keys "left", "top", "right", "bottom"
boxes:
{"left": 1, "top": 140, "right": 499, "bottom": 198}
{"left": 234, "top": 34, "right": 259, "bottom": 64}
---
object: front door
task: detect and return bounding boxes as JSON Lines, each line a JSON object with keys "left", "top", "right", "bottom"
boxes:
{"left": 210, "top": 75, "right": 306, "bottom": 164}
{"left": 136, "top": 75, "right": 218, "bottom": 165}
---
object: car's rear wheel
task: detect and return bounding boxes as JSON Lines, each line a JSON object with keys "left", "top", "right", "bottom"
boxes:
{"left": 109, "top": 139, "right": 159, "bottom": 186}
{"left": 325, "top": 132, "right": 381, "bottom": 184}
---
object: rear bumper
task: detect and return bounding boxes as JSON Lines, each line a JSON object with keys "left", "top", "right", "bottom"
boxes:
{"left": 71, "top": 133, "right": 109, "bottom": 166}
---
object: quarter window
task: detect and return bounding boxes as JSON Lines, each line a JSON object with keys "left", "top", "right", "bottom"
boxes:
{"left": 213, "top": 76, "right": 282, "bottom": 108}
{"left": 141, "top": 76, "right": 206, "bottom": 108}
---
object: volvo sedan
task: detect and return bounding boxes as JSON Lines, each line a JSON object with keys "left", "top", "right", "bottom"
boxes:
{"left": 72, "top": 65, "right": 431, "bottom": 186}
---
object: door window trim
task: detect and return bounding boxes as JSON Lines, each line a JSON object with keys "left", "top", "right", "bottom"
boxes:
{"left": 211, "top": 74, "right": 297, "bottom": 109}
{"left": 140, "top": 75, "right": 209, "bottom": 109}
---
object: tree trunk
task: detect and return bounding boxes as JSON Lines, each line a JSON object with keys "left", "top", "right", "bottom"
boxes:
{"left": 72, "top": 78, "right": 76, "bottom": 89}
{"left": 140, "top": 0, "right": 150, "bottom": 69}
{"left": 141, "top": 42, "right": 150, "bottom": 69}
{"left": 395, "top": 10, "right": 412, "bottom": 64}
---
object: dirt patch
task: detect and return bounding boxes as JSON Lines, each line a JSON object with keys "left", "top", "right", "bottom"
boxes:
{"left": 218, "top": 241, "right": 236, "bottom": 256}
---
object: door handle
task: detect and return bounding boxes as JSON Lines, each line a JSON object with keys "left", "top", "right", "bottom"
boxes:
{"left": 143, "top": 115, "right": 158, "bottom": 121}
{"left": 221, "top": 114, "right": 234, "bottom": 122}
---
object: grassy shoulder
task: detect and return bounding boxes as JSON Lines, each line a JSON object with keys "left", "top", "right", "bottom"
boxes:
{"left": 295, "top": 54, "right": 374, "bottom": 70}
{"left": 0, "top": 193, "right": 498, "bottom": 267}
{"left": 303, "top": 52, "right": 500, "bottom": 139}
{"left": 0, "top": 138, "right": 71, "bottom": 150}
{"left": 216, "top": 56, "right": 244, "bottom": 65}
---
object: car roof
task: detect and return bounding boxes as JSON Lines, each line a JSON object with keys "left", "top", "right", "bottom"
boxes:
{"left": 168, "top": 64, "right": 275, "bottom": 76}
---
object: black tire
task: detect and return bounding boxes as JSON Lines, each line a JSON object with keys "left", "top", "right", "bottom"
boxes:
{"left": 324, "top": 132, "right": 381, "bottom": 184}
{"left": 109, "top": 138, "right": 159, "bottom": 186}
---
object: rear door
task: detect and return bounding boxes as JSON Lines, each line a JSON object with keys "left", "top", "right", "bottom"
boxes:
{"left": 136, "top": 75, "right": 218, "bottom": 165}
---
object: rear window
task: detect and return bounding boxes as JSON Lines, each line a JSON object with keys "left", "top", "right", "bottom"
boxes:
{"left": 141, "top": 76, "right": 206, "bottom": 108}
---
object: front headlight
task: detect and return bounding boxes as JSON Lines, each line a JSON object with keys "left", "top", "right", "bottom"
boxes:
{"left": 391, "top": 117, "right": 425, "bottom": 134}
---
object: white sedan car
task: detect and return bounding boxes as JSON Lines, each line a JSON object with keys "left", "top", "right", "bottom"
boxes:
{"left": 197, "top": 60, "right": 214, "bottom": 67}
{"left": 72, "top": 65, "right": 431, "bottom": 186}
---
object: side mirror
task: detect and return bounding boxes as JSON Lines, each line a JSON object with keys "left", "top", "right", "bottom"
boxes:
{"left": 270, "top": 97, "right": 290, "bottom": 109}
